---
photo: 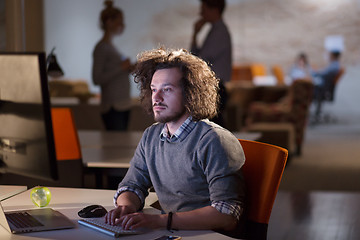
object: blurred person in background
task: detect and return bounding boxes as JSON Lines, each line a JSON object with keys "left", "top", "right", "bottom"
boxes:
{"left": 191, "top": 0, "right": 231, "bottom": 128}
{"left": 288, "top": 52, "right": 313, "bottom": 83}
{"left": 92, "top": 0, "right": 133, "bottom": 131}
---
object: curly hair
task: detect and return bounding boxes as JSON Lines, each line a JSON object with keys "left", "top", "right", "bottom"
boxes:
{"left": 133, "top": 48, "right": 220, "bottom": 121}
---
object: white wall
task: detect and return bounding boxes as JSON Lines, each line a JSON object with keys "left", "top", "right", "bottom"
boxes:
{"left": 44, "top": 0, "right": 245, "bottom": 95}
{"left": 44, "top": 0, "right": 201, "bottom": 95}
{"left": 44, "top": 0, "right": 360, "bottom": 95}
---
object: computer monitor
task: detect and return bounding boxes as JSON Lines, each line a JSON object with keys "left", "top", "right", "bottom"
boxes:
{"left": 0, "top": 52, "right": 58, "bottom": 181}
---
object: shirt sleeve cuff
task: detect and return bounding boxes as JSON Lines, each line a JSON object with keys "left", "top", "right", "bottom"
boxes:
{"left": 211, "top": 200, "right": 243, "bottom": 221}
{"left": 113, "top": 186, "right": 145, "bottom": 208}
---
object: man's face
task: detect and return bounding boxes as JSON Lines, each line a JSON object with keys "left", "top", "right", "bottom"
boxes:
{"left": 107, "top": 15, "right": 124, "bottom": 35}
{"left": 151, "top": 68, "right": 187, "bottom": 124}
{"left": 200, "top": 3, "right": 218, "bottom": 22}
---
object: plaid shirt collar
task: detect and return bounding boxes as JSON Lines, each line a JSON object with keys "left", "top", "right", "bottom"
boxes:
{"left": 160, "top": 116, "right": 196, "bottom": 143}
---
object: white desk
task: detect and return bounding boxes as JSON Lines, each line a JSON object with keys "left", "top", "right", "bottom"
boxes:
{"left": 0, "top": 187, "right": 234, "bottom": 239}
{"left": 0, "top": 185, "right": 27, "bottom": 201}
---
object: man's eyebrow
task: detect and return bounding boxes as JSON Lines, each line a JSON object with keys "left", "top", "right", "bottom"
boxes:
{"left": 150, "top": 83, "right": 176, "bottom": 88}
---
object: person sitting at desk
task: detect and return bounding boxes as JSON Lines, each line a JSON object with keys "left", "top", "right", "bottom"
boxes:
{"left": 311, "top": 50, "right": 342, "bottom": 117}
{"left": 288, "top": 52, "right": 312, "bottom": 83}
{"left": 105, "top": 48, "right": 246, "bottom": 236}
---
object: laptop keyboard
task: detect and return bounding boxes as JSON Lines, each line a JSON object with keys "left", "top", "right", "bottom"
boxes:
{"left": 6, "top": 212, "right": 44, "bottom": 228}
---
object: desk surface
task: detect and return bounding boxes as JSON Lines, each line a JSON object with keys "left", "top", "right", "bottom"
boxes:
{"left": 79, "top": 130, "right": 261, "bottom": 169}
{"left": 0, "top": 187, "right": 234, "bottom": 240}
{"left": 0, "top": 185, "right": 27, "bottom": 201}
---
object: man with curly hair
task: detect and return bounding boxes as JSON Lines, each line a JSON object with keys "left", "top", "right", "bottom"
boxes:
{"left": 105, "top": 48, "right": 246, "bottom": 236}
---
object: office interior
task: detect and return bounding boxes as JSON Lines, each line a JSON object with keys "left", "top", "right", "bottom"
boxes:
{"left": 1, "top": 0, "right": 360, "bottom": 239}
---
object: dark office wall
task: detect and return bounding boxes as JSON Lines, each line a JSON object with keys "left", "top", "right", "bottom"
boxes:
{"left": 24, "top": 0, "right": 44, "bottom": 52}
{"left": 3, "top": 0, "right": 44, "bottom": 52}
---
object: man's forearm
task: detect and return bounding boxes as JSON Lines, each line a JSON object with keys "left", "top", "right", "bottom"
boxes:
{"left": 116, "top": 191, "right": 142, "bottom": 212}
{"left": 169, "top": 206, "right": 237, "bottom": 231}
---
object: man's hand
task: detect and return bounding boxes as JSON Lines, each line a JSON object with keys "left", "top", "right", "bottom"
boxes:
{"left": 193, "top": 18, "right": 207, "bottom": 35}
{"left": 119, "top": 212, "right": 167, "bottom": 230}
{"left": 105, "top": 191, "right": 142, "bottom": 226}
{"left": 104, "top": 205, "right": 137, "bottom": 226}
{"left": 192, "top": 18, "right": 207, "bottom": 46}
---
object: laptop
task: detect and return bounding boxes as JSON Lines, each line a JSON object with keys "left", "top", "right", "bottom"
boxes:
{"left": 0, "top": 201, "right": 75, "bottom": 234}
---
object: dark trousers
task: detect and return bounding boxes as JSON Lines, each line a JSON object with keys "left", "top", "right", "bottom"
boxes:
{"left": 101, "top": 107, "right": 130, "bottom": 131}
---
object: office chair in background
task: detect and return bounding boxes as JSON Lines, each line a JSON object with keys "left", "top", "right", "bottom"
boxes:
{"left": 313, "top": 67, "right": 345, "bottom": 124}
{"left": 239, "top": 139, "right": 288, "bottom": 240}
{"left": 0, "top": 108, "right": 84, "bottom": 188}
{"left": 51, "top": 107, "right": 84, "bottom": 187}
{"left": 245, "top": 79, "right": 314, "bottom": 155}
{"left": 271, "top": 65, "right": 285, "bottom": 85}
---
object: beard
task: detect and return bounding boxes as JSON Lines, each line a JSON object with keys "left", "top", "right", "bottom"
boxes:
{"left": 153, "top": 104, "right": 187, "bottom": 124}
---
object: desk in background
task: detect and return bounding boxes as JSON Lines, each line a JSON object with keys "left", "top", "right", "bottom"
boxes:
{"left": 51, "top": 97, "right": 155, "bottom": 131}
{"left": 79, "top": 130, "right": 142, "bottom": 168}
{"left": 0, "top": 187, "right": 234, "bottom": 240}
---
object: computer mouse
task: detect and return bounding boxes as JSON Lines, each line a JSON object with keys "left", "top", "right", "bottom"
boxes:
{"left": 78, "top": 204, "right": 108, "bottom": 218}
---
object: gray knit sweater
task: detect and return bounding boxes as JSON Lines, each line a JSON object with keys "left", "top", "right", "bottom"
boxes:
{"left": 119, "top": 119, "right": 246, "bottom": 213}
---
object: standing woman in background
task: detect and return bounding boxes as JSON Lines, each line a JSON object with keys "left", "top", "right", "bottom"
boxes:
{"left": 92, "top": 0, "right": 133, "bottom": 131}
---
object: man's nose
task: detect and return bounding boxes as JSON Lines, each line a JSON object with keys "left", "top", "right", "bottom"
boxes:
{"left": 152, "top": 91, "right": 163, "bottom": 103}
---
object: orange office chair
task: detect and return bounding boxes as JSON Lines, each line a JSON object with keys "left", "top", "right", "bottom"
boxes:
{"left": 251, "top": 64, "right": 267, "bottom": 77}
{"left": 271, "top": 65, "right": 285, "bottom": 85}
{"left": 51, "top": 107, "right": 83, "bottom": 187}
{"left": 231, "top": 65, "right": 253, "bottom": 81}
{"left": 239, "top": 139, "right": 288, "bottom": 239}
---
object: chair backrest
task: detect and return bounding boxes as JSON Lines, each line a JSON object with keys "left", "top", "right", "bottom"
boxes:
{"left": 0, "top": 108, "right": 83, "bottom": 188}
{"left": 51, "top": 107, "right": 82, "bottom": 161}
{"left": 289, "top": 79, "right": 314, "bottom": 115}
{"left": 334, "top": 67, "right": 345, "bottom": 85}
{"left": 325, "top": 67, "right": 345, "bottom": 101}
{"left": 251, "top": 64, "right": 267, "bottom": 77}
{"left": 288, "top": 79, "right": 314, "bottom": 146}
{"left": 239, "top": 139, "right": 288, "bottom": 224}
{"left": 51, "top": 107, "right": 83, "bottom": 187}
{"left": 271, "top": 65, "right": 285, "bottom": 85}
{"left": 231, "top": 65, "right": 253, "bottom": 81}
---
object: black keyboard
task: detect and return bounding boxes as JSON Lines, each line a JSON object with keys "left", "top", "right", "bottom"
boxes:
{"left": 6, "top": 212, "right": 44, "bottom": 228}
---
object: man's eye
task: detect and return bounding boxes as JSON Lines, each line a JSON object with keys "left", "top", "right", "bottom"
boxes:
{"left": 163, "top": 88, "right": 171, "bottom": 92}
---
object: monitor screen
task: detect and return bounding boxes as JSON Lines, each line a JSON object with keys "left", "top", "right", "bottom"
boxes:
{"left": 0, "top": 52, "right": 58, "bottom": 181}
